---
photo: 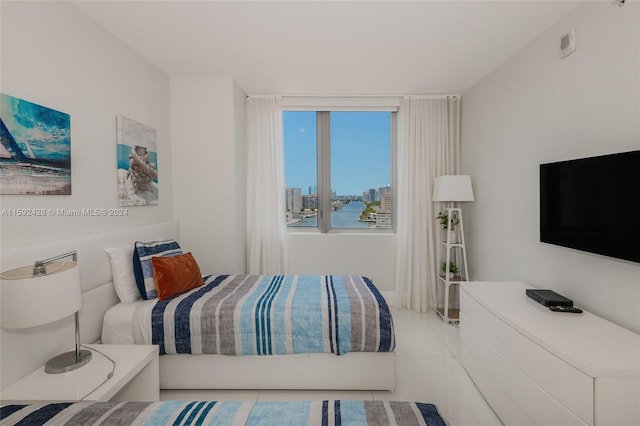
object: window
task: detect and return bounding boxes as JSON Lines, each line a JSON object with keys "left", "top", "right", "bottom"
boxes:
{"left": 284, "top": 110, "right": 394, "bottom": 232}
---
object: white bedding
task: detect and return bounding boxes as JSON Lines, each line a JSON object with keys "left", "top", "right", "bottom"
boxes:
{"left": 101, "top": 300, "right": 153, "bottom": 345}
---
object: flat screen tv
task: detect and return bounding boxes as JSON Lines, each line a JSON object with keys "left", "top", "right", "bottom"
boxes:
{"left": 540, "top": 150, "right": 640, "bottom": 263}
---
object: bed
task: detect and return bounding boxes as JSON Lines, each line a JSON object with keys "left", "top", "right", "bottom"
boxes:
{"left": 102, "top": 273, "right": 396, "bottom": 390}
{"left": 0, "top": 400, "right": 447, "bottom": 425}
{"left": 0, "top": 221, "right": 396, "bottom": 392}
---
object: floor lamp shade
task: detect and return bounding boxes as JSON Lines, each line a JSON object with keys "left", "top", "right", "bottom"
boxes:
{"left": 432, "top": 175, "right": 475, "bottom": 202}
{"left": 1, "top": 261, "right": 81, "bottom": 329}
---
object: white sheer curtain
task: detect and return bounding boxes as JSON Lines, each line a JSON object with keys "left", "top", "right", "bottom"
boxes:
{"left": 246, "top": 96, "right": 288, "bottom": 274}
{"left": 395, "top": 96, "right": 461, "bottom": 311}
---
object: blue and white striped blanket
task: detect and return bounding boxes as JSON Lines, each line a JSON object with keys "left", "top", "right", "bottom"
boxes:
{"left": 0, "top": 400, "right": 447, "bottom": 425}
{"left": 132, "top": 275, "right": 395, "bottom": 356}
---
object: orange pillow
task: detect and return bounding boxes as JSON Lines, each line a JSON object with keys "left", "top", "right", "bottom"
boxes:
{"left": 151, "top": 252, "right": 204, "bottom": 300}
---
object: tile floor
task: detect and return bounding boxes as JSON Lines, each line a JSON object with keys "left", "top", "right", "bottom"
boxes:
{"left": 160, "top": 308, "right": 503, "bottom": 426}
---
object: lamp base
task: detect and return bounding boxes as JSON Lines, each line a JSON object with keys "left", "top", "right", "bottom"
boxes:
{"left": 44, "top": 349, "right": 92, "bottom": 374}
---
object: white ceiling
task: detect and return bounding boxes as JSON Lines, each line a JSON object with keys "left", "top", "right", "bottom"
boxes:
{"left": 72, "top": 1, "right": 581, "bottom": 95}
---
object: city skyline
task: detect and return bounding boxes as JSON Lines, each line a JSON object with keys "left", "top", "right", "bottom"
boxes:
{"left": 283, "top": 111, "right": 391, "bottom": 196}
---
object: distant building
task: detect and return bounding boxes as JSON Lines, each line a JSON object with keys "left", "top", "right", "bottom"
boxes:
{"left": 376, "top": 212, "right": 391, "bottom": 229}
{"left": 380, "top": 193, "right": 392, "bottom": 213}
{"left": 302, "top": 194, "right": 317, "bottom": 210}
{"left": 362, "top": 188, "right": 376, "bottom": 202}
{"left": 377, "top": 185, "right": 391, "bottom": 201}
{"left": 286, "top": 187, "right": 302, "bottom": 213}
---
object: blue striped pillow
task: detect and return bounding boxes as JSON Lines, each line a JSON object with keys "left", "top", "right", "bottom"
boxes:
{"left": 133, "top": 239, "right": 183, "bottom": 299}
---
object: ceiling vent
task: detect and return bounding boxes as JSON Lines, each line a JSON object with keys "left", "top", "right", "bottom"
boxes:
{"left": 560, "top": 29, "right": 576, "bottom": 59}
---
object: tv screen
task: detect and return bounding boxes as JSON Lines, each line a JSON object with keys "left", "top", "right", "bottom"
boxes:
{"left": 540, "top": 150, "right": 640, "bottom": 263}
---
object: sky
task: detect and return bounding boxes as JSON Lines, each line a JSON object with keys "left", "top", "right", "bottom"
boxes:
{"left": 283, "top": 111, "right": 391, "bottom": 196}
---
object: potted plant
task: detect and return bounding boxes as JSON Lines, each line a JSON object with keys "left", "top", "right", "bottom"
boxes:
{"left": 437, "top": 211, "right": 460, "bottom": 243}
{"left": 441, "top": 261, "right": 459, "bottom": 278}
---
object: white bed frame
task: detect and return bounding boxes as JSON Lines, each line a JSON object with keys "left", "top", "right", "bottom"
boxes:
{"left": 0, "top": 221, "right": 396, "bottom": 391}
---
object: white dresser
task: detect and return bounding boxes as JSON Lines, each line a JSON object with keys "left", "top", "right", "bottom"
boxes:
{"left": 460, "top": 282, "right": 640, "bottom": 426}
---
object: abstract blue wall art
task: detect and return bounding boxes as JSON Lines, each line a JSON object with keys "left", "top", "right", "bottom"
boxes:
{"left": 116, "top": 115, "right": 158, "bottom": 206}
{"left": 0, "top": 93, "right": 71, "bottom": 195}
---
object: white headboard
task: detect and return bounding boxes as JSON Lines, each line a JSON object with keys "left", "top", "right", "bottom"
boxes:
{"left": 0, "top": 220, "right": 177, "bottom": 390}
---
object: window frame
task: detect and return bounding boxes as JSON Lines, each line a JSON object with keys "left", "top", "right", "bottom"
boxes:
{"left": 283, "top": 98, "right": 398, "bottom": 234}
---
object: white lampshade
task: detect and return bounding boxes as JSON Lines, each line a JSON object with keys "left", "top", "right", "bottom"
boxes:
{"left": 432, "top": 175, "right": 475, "bottom": 202}
{"left": 1, "top": 261, "right": 81, "bottom": 329}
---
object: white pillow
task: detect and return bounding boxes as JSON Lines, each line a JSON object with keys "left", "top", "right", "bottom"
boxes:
{"left": 105, "top": 246, "right": 141, "bottom": 303}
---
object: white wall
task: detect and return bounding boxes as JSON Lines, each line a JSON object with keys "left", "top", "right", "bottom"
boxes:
{"left": 0, "top": 1, "right": 172, "bottom": 250}
{"left": 288, "top": 233, "right": 397, "bottom": 293}
{"left": 461, "top": 2, "right": 640, "bottom": 333}
{"left": 0, "top": 1, "right": 172, "bottom": 389}
{"left": 171, "top": 77, "right": 247, "bottom": 275}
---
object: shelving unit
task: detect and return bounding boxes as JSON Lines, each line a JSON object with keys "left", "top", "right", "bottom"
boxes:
{"left": 436, "top": 207, "right": 469, "bottom": 324}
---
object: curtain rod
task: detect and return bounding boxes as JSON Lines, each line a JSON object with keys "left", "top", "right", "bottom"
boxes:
{"left": 246, "top": 94, "right": 461, "bottom": 99}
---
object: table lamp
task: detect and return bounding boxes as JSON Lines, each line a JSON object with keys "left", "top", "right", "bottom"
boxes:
{"left": 1, "top": 251, "right": 91, "bottom": 373}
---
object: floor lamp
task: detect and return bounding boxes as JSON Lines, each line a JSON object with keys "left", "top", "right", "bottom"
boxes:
{"left": 432, "top": 175, "right": 474, "bottom": 322}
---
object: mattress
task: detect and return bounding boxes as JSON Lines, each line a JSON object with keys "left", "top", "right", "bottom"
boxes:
{"left": 102, "top": 300, "right": 151, "bottom": 345}
{"left": 103, "top": 274, "right": 395, "bottom": 356}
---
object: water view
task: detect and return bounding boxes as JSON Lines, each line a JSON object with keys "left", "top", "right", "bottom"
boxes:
{"left": 289, "top": 200, "right": 372, "bottom": 228}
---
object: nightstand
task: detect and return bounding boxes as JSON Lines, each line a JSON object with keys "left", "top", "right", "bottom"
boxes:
{"left": 0, "top": 344, "right": 159, "bottom": 403}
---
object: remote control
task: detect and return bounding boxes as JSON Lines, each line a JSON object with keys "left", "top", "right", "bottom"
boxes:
{"left": 549, "top": 305, "right": 583, "bottom": 313}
